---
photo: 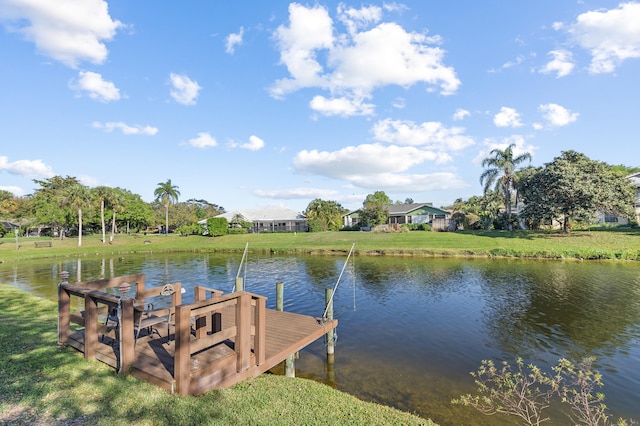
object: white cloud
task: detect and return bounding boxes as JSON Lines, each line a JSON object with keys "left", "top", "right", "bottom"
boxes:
{"left": 493, "top": 107, "right": 523, "bottom": 128}
{"left": 294, "top": 143, "right": 440, "bottom": 179}
{"left": 0, "top": 155, "right": 54, "bottom": 178}
{"left": 452, "top": 108, "right": 470, "bottom": 121}
{"left": 0, "top": 185, "right": 25, "bottom": 197}
{"left": 337, "top": 3, "right": 382, "bottom": 35}
{"left": 372, "top": 118, "right": 473, "bottom": 152}
{"left": 473, "top": 135, "right": 537, "bottom": 165}
{"left": 569, "top": 2, "right": 640, "bottom": 73}
{"left": 382, "top": 2, "right": 409, "bottom": 13}
{"left": 309, "top": 95, "right": 375, "bottom": 116}
{"left": 347, "top": 171, "right": 468, "bottom": 192}
{"left": 169, "top": 73, "right": 201, "bottom": 105}
{"left": 392, "top": 97, "right": 406, "bottom": 109}
{"left": 270, "top": 4, "right": 460, "bottom": 116}
{"left": 293, "top": 141, "right": 468, "bottom": 192}
{"left": 0, "top": 0, "right": 122, "bottom": 68}
{"left": 225, "top": 27, "right": 244, "bottom": 54}
{"left": 93, "top": 121, "right": 158, "bottom": 135}
{"left": 540, "top": 49, "right": 575, "bottom": 77}
{"left": 253, "top": 187, "right": 339, "bottom": 199}
{"left": 538, "top": 103, "right": 579, "bottom": 127}
{"left": 230, "top": 135, "right": 265, "bottom": 151}
{"left": 187, "top": 132, "right": 217, "bottom": 148}
{"left": 70, "top": 71, "right": 120, "bottom": 102}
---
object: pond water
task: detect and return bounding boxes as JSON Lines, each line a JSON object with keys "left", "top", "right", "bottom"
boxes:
{"left": 2, "top": 253, "right": 639, "bottom": 425}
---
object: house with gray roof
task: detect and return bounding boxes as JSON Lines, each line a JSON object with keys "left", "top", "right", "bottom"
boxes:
{"left": 343, "top": 203, "right": 451, "bottom": 228}
{"left": 199, "top": 208, "right": 308, "bottom": 233}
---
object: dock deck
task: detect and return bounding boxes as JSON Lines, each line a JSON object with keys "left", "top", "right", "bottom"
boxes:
{"left": 58, "top": 274, "right": 337, "bottom": 395}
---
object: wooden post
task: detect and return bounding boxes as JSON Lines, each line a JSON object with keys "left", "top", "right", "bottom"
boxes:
{"left": 325, "top": 288, "right": 335, "bottom": 357}
{"left": 84, "top": 293, "right": 98, "bottom": 360}
{"left": 119, "top": 298, "right": 135, "bottom": 374}
{"left": 253, "top": 296, "right": 266, "bottom": 365}
{"left": 58, "top": 287, "right": 70, "bottom": 345}
{"left": 174, "top": 304, "right": 191, "bottom": 395}
{"left": 236, "top": 292, "right": 251, "bottom": 372}
{"left": 235, "top": 277, "right": 243, "bottom": 292}
{"left": 276, "top": 281, "right": 295, "bottom": 377}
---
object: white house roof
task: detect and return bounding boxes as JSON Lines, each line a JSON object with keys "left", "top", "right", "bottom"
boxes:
{"left": 628, "top": 172, "right": 640, "bottom": 187}
{"left": 198, "top": 208, "right": 306, "bottom": 224}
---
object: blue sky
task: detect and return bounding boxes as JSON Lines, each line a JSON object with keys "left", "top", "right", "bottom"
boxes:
{"left": 1, "top": 1, "right": 639, "bottom": 213}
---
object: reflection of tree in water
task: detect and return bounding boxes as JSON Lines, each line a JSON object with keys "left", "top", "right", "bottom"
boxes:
{"left": 478, "top": 260, "right": 640, "bottom": 360}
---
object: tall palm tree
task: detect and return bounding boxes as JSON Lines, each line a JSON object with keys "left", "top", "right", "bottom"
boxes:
{"left": 480, "top": 143, "right": 532, "bottom": 220}
{"left": 64, "top": 184, "right": 90, "bottom": 247}
{"left": 154, "top": 179, "right": 180, "bottom": 236}
{"left": 93, "top": 186, "right": 112, "bottom": 244}
{"left": 109, "top": 189, "right": 125, "bottom": 243}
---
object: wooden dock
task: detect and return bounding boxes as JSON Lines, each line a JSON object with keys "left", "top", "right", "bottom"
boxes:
{"left": 58, "top": 274, "right": 337, "bottom": 395}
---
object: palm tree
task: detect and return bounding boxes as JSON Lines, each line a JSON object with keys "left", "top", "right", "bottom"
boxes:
{"left": 109, "top": 189, "right": 125, "bottom": 242}
{"left": 93, "top": 186, "right": 112, "bottom": 244}
{"left": 64, "top": 184, "right": 90, "bottom": 247}
{"left": 154, "top": 179, "right": 180, "bottom": 236}
{"left": 480, "top": 143, "right": 532, "bottom": 224}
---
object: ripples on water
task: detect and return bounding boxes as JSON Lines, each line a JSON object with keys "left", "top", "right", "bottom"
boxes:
{"left": 1, "top": 254, "right": 639, "bottom": 425}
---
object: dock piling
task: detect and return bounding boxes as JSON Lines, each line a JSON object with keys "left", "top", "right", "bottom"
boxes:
{"left": 276, "top": 281, "right": 296, "bottom": 377}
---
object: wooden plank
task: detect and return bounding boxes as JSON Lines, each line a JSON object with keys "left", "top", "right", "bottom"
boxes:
{"left": 190, "top": 327, "right": 236, "bottom": 355}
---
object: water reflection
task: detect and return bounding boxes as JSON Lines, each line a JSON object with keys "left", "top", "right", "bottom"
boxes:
{"left": 1, "top": 254, "right": 638, "bottom": 425}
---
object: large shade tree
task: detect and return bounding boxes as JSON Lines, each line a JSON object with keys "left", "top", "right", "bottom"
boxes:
{"left": 519, "top": 151, "right": 636, "bottom": 232}
{"left": 154, "top": 179, "right": 180, "bottom": 235}
{"left": 32, "top": 176, "right": 83, "bottom": 239}
{"left": 480, "top": 143, "right": 532, "bottom": 226}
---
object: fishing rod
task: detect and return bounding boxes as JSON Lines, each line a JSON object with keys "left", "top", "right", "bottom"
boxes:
{"left": 323, "top": 242, "right": 355, "bottom": 319}
{"left": 233, "top": 242, "right": 249, "bottom": 292}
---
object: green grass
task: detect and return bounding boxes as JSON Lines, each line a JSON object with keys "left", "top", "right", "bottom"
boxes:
{"left": 0, "top": 285, "right": 433, "bottom": 425}
{"left": 2, "top": 227, "right": 640, "bottom": 263}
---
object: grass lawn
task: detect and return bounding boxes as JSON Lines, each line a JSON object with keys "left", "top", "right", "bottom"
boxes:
{"left": 2, "top": 227, "right": 640, "bottom": 263}
{"left": 0, "top": 285, "right": 433, "bottom": 425}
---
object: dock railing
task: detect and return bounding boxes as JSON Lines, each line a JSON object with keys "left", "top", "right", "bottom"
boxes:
{"left": 174, "top": 291, "right": 266, "bottom": 395}
{"left": 58, "top": 274, "right": 182, "bottom": 373}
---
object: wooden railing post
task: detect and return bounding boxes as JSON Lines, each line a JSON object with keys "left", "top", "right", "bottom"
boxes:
{"left": 119, "top": 298, "right": 135, "bottom": 374}
{"left": 84, "top": 293, "right": 98, "bottom": 360}
{"left": 174, "top": 304, "right": 191, "bottom": 395}
{"left": 276, "top": 282, "right": 295, "bottom": 377}
{"left": 236, "top": 292, "right": 251, "bottom": 372}
{"left": 58, "top": 285, "right": 70, "bottom": 345}
{"left": 253, "top": 296, "right": 266, "bottom": 365}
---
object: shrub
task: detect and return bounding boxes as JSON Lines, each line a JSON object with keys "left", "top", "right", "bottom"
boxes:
{"left": 206, "top": 217, "right": 228, "bottom": 237}
{"left": 175, "top": 224, "right": 205, "bottom": 236}
{"left": 452, "top": 357, "right": 630, "bottom": 426}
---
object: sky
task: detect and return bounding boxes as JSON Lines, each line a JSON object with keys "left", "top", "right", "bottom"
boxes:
{"left": 1, "top": 1, "right": 639, "bottom": 214}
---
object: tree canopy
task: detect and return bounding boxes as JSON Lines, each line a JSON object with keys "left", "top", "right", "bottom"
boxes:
{"left": 519, "top": 151, "right": 636, "bottom": 232}
{"left": 304, "top": 198, "right": 347, "bottom": 231}
{"left": 360, "top": 191, "right": 391, "bottom": 227}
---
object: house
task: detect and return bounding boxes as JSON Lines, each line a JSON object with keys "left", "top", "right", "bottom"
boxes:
{"left": 628, "top": 171, "right": 640, "bottom": 224}
{"left": 198, "top": 208, "right": 308, "bottom": 233}
{"left": 343, "top": 203, "right": 451, "bottom": 228}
